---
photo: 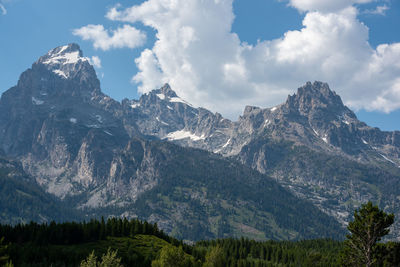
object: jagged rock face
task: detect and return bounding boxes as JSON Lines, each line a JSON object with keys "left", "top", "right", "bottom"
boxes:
{"left": 125, "top": 81, "right": 399, "bottom": 168}
{"left": 275, "top": 82, "right": 372, "bottom": 156}
{"left": 0, "top": 44, "right": 133, "bottom": 200}
{"left": 0, "top": 45, "right": 348, "bottom": 241}
{"left": 0, "top": 156, "right": 83, "bottom": 224}
{"left": 121, "top": 83, "right": 238, "bottom": 154}
{"left": 116, "top": 80, "right": 400, "bottom": 238}
{"left": 1, "top": 44, "right": 400, "bottom": 240}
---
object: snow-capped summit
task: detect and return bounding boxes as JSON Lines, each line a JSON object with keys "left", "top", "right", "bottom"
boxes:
{"left": 44, "top": 43, "right": 83, "bottom": 59}
{"left": 36, "top": 43, "right": 90, "bottom": 79}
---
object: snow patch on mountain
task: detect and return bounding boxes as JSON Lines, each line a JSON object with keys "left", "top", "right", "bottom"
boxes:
{"left": 43, "top": 51, "right": 87, "bottom": 66}
{"left": 38, "top": 44, "right": 91, "bottom": 79}
{"left": 156, "top": 116, "right": 169, "bottom": 126}
{"left": 86, "top": 124, "right": 101, "bottom": 128}
{"left": 52, "top": 70, "right": 68, "bottom": 79}
{"left": 165, "top": 130, "right": 205, "bottom": 141}
{"left": 104, "top": 130, "right": 113, "bottom": 136}
{"left": 156, "top": 93, "right": 166, "bottom": 100}
{"left": 380, "top": 153, "right": 396, "bottom": 165}
{"left": 170, "top": 97, "right": 192, "bottom": 106}
{"left": 130, "top": 102, "right": 140, "bottom": 109}
{"left": 32, "top": 97, "right": 44, "bottom": 105}
{"left": 222, "top": 138, "right": 232, "bottom": 148}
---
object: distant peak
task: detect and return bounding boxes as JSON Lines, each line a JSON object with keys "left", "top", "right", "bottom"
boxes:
{"left": 159, "top": 83, "right": 178, "bottom": 98}
{"left": 36, "top": 43, "right": 91, "bottom": 79}
{"left": 243, "top": 105, "right": 261, "bottom": 116}
{"left": 39, "top": 43, "right": 87, "bottom": 66}
{"left": 290, "top": 81, "right": 342, "bottom": 104}
{"left": 149, "top": 83, "right": 178, "bottom": 98}
{"left": 285, "top": 81, "right": 350, "bottom": 116}
{"left": 143, "top": 84, "right": 193, "bottom": 106}
{"left": 47, "top": 43, "right": 83, "bottom": 57}
{"left": 298, "top": 81, "right": 336, "bottom": 98}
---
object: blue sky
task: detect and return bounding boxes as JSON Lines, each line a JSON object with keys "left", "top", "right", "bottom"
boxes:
{"left": 0, "top": 0, "right": 399, "bottom": 130}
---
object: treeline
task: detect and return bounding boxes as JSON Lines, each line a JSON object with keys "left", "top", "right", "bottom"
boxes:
{"left": 0, "top": 217, "right": 179, "bottom": 246}
{"left": 0, "top": 218, "right": 189, "bottom": 266}
{"left": 1, "top": 218, "right": 400, "bottom": 266}
{"left": 191, "top": 238, "right": 343, "bottom": 267}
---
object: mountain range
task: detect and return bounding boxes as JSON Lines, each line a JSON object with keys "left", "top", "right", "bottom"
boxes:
{"left": 0, "top": 43, "right": 399, "bottom": 241}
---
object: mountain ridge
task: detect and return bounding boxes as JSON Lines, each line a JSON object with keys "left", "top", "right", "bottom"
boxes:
{"left": 1, "top": 43, "right": 399, "bottom": 240}
{"left": 127, "top": 79, "right": 400, "bottom": 236}
{"left": 0, "top": 44, "right": 347, "bottom": 241}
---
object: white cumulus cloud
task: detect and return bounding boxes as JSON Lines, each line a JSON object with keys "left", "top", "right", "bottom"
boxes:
{"left": 286, "top": 0, "right": 374, "bottom": 13}
{"left": 363, "top": 4, "right": 390, "bottom": 15}
{"left": 92, "top": 0, "right": 400, "bottom": 119}
{"left": 89, "top": 56, "right": 102, "bottom": 68}
{"left": 0, "top": 3, "right": 7, "bottom": 15}
{"left": 72, "top": 24, "right": 146, "bottom": 51}
{"left": 102, "top": 0, "right": 400, "bottom": 118}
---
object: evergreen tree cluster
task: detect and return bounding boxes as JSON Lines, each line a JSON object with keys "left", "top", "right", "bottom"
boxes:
{"left": 192, "top": 238, "right": 343, "bottom": 267}
{"left": 80, "top": 248, "right": 123, "bottom": 267}
{"left": 0, "top": 204, "right": 400, "bottom": 266}
{"left": 0, "top": 217, "right": 175, "bottom": 246}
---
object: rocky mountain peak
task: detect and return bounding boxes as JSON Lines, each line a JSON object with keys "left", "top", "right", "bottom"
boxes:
{"left": 285, "top": 81, "right": 350, "bottom": 116}
{"left": 47, "top": 43, "right": 83, "bottom": 57}
{"left": 35, "top": 43, "right": 94, "bottom": 81}
{"left": 242, "top": 105, "right": 262, "bottom": 117}
{"left": 140, "top": 84, "right": 192, "bottom": 108}
{"left": 159, "top": 83, "right": 177, "bottom": 98}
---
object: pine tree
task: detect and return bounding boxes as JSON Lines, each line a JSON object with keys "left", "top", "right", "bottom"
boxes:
{"left": 80, "top": 249, "right": 123, "bottom": 267}
{"left": 99, "top": 217, "right": 106, "bottom": 240}
{"left": 203, "top": 245, "right": 225, "bottom": 267}
{"left": 0, "top": 237, "right": 11, "bottom": 266}
{"left": 151, "top": 246, "right": 188, "bottom": 267}
{"left": 341, "top": 201, "right": 394, "bottom": 267}
{"left": 80, "top": 251, "right": 97, "bottom": 267}
{"left": 99, "top": 248, "right": 123, "bottom": 267}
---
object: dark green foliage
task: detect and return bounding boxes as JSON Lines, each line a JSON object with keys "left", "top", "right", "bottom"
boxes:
{"left": 80, "top": 248, "right": 123, "bottom": 267}
{"left": 341, "top": 202, "right": 395, "bottom": 267}
{"left": 203, "top": 245, "right": 225, "bottom": 267}
{"left": 151, "top": 245, "right": 194, "bottom": 267}
{"left": 0, "top": 217, "right": 173, "bottom": 246}
{"left": 194, "top": 238, "right": 344, "bottom": 267}
{"left": 80, "top": 250, "right": 98, "bottom": 267}
{"left": 1, "top": 219, "right": 400, "bottom": 267}
{"left": 384, "top": 242, "right": 400, "bottom": 266}
{"left": 0, "top": 237, "right": 10, "bottom": 265}
{"left": 0, "top": 218, "right": 184, "bottom": 266}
